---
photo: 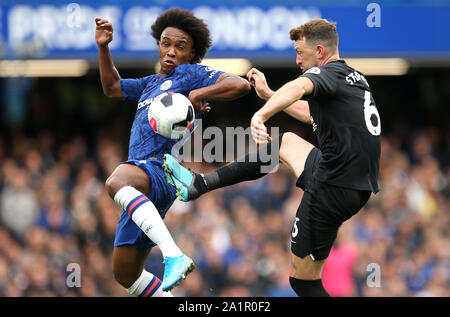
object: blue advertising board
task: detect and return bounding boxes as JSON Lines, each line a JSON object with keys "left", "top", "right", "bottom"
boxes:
{"left": 0, "top": 0, "right": 449, "bottom": 60}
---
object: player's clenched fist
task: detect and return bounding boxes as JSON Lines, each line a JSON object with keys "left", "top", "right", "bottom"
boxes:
{"left": 95, "top": 17, "right": 113, "bottom": 47}
{"left": 246, "top": 68, "right": 273, "bottom": 101}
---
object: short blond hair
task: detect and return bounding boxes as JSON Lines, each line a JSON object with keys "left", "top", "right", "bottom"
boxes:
{"left": 290, "top": 18, "right": 338, "bottom": 51}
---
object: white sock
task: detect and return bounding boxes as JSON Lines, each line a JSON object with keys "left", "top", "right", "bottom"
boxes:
{"left": 127, "top": 270, "right": 173, "bottom": 297}
{"left": 114, "top": 186, "right": 183, "bottom": 258}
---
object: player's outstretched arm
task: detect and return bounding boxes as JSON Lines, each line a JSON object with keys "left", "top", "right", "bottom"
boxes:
{"left": 188, "top": 73, "right": 250, "bottom": 112}
{"left": 95, "top": 17, "right": 123, "bottom": 99}
{"left": 247, "top": 68, "right": 311, "bottom": 125}
{"left": 250, "top": 77, "right": 314, "bottom": 144}
{"left": 256, "top": 77, "right": 314, "bottom": 123}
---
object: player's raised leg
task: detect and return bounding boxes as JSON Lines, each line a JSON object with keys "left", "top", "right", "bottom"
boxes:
{"left": 163, "top": 135, "right": 283, "bottom": 201}
{"left": 113, "top": 245, "right": 173, "bottom": 297}
{"left": 106, "top": 163, "right": 195, "bottom": 291}
{"left": 278, "top": 132, "right": 314, "bottom": 179}
{"left": 164, "top": 132, "right": 313, "bottom": 201}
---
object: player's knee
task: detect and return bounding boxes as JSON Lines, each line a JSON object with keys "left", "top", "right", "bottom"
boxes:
{"left": 279, "top": 132, "right": 296, "bottom": 156}
{"left": 279, "top": 132, "right": 300, "bottom": 171}
{"left": 105, "top": 174, "right": 126, "bottom": 199}
{"left": 106, "top": 165, "right": 150, "bottom": 199}
{"left": 281, "top": 132, "right": 297, "bottom": 143}
{"left": 112, "top": 266, "right": 139, "bottom": 289}
{"left": 281, "top": 132, "right": 305, "bottom": 158}
{"left": 291, "top": 253, "right": 325, "bottom": 280}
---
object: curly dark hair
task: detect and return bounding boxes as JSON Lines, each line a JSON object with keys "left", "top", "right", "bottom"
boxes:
{"left": 151, "top": 8, "right": 212, "bottom": 64}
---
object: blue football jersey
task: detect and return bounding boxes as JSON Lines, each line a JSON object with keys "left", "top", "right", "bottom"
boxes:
{"left": 120, "top": 64, "right": 223, "bottom": 160}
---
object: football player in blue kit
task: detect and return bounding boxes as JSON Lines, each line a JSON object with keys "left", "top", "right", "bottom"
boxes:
{"left": 95, "top": 8, "right": 250, "bottom": 296}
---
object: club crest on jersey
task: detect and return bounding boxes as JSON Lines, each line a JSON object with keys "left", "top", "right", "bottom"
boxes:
{"left": 304, "top": 67, "right": 321, "bottom": 75}
{"left": 160, "top": 80, "right": 173, "bottom": 91}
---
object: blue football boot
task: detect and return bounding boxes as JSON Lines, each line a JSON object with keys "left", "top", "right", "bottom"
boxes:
{"left": 162, "top": 154, "right": 201, "bottom": 202}
{"left": 161, "top": 254, "right": 196, "bottom": 291}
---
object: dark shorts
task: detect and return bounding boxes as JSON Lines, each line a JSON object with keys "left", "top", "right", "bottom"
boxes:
{"left": 114, "top": 157, "right": 178, "bottom": 250}
{"left": 291, "top": 147, "right": 371, "bottom": 261}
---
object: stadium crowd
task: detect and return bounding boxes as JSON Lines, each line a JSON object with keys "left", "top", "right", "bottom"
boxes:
{"left": 0, "top": 118, "right": 450, "bottom": 296}
{"left": 0, "top": 123, "right": 448, "bottom": 297}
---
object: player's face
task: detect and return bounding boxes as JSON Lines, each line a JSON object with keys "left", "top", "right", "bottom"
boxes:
{"left": 294, "top": 38, "right": 317, "bottom": 73}
{"left": 158, "top": 27, "right": 195, "bottom": 75}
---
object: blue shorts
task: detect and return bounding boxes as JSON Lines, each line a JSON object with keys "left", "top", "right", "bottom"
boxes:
{"left": 114, "top": 157, "right": 178, "bottom": 250}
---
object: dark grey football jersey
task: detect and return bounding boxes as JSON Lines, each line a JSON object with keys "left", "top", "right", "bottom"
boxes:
{"left": 301, "top": 60, "right": 380, "bottom": 193}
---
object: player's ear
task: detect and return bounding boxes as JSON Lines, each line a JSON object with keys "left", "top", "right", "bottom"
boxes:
{"left": 316, "top": 45, "right": 326, "bottom": 59}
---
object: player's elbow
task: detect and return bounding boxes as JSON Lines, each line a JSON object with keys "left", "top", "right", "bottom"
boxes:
{"left": 292, "top": 77, "right": 314, "bottom": 97}
{"left": 234, "top": 77, "right": 251, "bottom": 97}
{"left": 294, "top": 109, "right": 310, "bottom": 124}
{"left": 103, "top": 87, "right": 113, "bottom": 98}
{"left": 104, "top": 89, "right": 118, "bottom": 98}
{"left": 290, "top": 81, "right": 306, "bottom": 97}
{"left": 103, "top": 82, "right": 123, "bottom": 99}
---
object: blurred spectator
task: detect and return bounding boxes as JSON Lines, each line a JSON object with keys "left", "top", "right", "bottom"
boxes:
{"left": 36, "top": 188, "right": 72, "bottom": 236}
{"left": 322, "top": 223, "right": 358, "bottom": 297}
{"left": 0, "top": 163, "right": 39, "bottom": 241}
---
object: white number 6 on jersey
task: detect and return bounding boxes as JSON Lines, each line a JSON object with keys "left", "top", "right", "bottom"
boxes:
{"left": 364, "top": 90, "right": 381, "bottom": 136}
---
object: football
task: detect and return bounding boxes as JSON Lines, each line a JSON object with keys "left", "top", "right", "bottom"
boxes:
{"left": 148, "top": 92, "right": 195, "bottom": 139}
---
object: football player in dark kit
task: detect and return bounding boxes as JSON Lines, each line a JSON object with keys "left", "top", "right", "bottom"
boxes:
{"left": 163, "top": 18, "right": 381, "bottom": 297}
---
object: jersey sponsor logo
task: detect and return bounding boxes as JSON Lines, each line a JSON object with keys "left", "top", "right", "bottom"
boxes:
{"left": 160, "top": 80, "right": 173, "bottom": 91}
{"left": 304, "top": 67, "right": 321, "bottom": 75}
{"left": 137, "top": 98, "right": 152, "bottom": 110}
